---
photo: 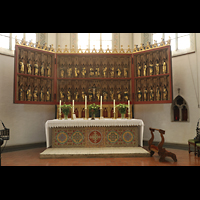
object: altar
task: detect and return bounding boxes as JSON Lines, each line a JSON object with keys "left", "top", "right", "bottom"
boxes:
{"left": 45, "top": 118, "right": 144, "bottom": 148}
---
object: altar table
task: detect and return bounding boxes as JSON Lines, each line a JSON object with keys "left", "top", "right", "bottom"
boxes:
{"left": 45, "top": 118, "right": 144, "bottom": 148}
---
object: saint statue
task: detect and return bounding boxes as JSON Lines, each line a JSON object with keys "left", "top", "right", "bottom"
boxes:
{"left": 33, "top": 87, "right": 38, "bottom": 101}
{"left": 110, "top": 66, "right": 115, "bottom": 78}
{"left": 67, "top": 89, "right": 71, "bottom": 101}
{"left": 34, "top": 61, "right": 38, "bottom": 76}
{"left": 103, "top": 90, "right": 108, "bottom": 101}
{"left": 95, "top": 67, "right": 100, "bottom": 77}
{"left": 116, "top": 67, "right": 121, "bottom": 77}
{"left": 137, "top": 87, "right": 142, "bottom": 101}
{"left": 46, "top": 63, "right": 51, "bottom": 77}
{"left": 40, "top": 61, "right": 45, "bottom": 76}
{"left": 74, "top": 88, "right": 79, "bottom": 101}
{"left": 117, "top": 88, "right": 121, "bottom": 101}
{"left": 163, "top": 85, "right": 168, "bottom": 100}
{"left": 60, "top": 64, "right": 65, "bottom": 78}
{"left": 26, "top": 86, "right": 32, "bottom": 101}
{"left": 89, "top": 67, "right": 94, "bottom": 77}
{"left": 81, "top": 67, "right": 86, "bottom": 77}
{"left": 19, "top": 86, "right": 23, "bottom": 101}
{"left": 46, "top": 88, "right": 51, "bottom": 101}
{"left": 110, "top": 89, "right": 114, "bottom": 100}
{"left": 82, "top": 89, "right": 86, "bottom": 101}
{"left": 150, "top": 87, "right": 154, "bottom": 101}
{"left": 27, "top": 59, "right": 32, "bottom": 75}
{"left": 19, "top": 57, "right": 24, "bottom": 73}
{"left": 155, "top": 61, "right": 159, "bottom": 75}
{"left": 103, "top": 66, "right": 107, "bottom": 77}
{"left": 137, "top": 63, "right": 142, "bottom": 77}
{"left": 75, "top": 67, "right": 80, "bottom": 77}
{"left": 60, "top": 89, "right": 65, "bottom": 101}
{"left": 67, "top": 66, "right": 72, "bottom": 77}
{"left": 88, "top": 88, "right": 93, "bottom": 101}
{"left": 149, "top": 61, "right": 154, "bottom": 76}
{"left": 124, "top": 87, "right": 129, "bottom": 101}
{"left": 163, "top": 60, "right": 167, "bottom": 74}
{"left": 156, "top": 85, "right": 161, "bottom": 101}
{"left": 124, "top": 67, "right": 128, "bottom": 78}
{"left": 40, "top": 87, "right": 44, "bottom": 101}
{"left": 143, "top": 63, "right": 147, "bottom": 76}
{"left": 144, "top": 87, "right": 148, "bottom": 101}
{"left": 96, "top": 89, "right": 100, "bottom": 101}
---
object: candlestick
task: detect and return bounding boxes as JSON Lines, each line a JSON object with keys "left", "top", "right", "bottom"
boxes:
{"left": 128, "top": 100, "right": 130, "bottom": 114}
{"left": 85, "top": 96, "right": 87, "bottom": 109}
{"left": 100, "top": 108, "right": 103, "bottom": 120}
{"left": 72, "top": 100, "right": 74, "bottom": 113}
{"left": 100, "top": 95, "right": 102, "bottom": 109}
{"left": 58, "top": 105, "right": 62, "bottom": 120}
{"left": 113, "top": 99, "right": 115, "bottom": 113}
{"left": 84, "top": 108, "right": 87, "bottom": 120}
{"left": 59, "top": 100, "right": 61, "bottom": 115}
{"left": 113, "top": 112, "right": 116, "bottom": 119}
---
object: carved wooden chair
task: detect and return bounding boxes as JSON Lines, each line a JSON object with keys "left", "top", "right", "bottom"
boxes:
{"left": 148, "top": 128, "right": 177, "bottom": 162}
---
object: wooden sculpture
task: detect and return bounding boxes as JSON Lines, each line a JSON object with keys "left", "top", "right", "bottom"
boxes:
{"left": 148, "top": 127, "right": 177, "bottom": 162}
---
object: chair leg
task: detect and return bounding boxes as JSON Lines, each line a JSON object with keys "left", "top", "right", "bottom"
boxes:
{"left": 188, "top": 142, "right": 191, "bottom": 153}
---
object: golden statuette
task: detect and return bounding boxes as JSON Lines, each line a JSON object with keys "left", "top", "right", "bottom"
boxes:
{"left": 19, "top": 58, "right": 24, "bottom": 73}
{"left": 40, "top": 87, "right": 44, "bottom": 101}
{"left": 110, "top": 67, "right": 115, "bottom": 78}
{"left": 163, "top": 60, "right": 167, "bottom": 74}
{"left": 46, "top": 63, "right": 51, "bottom": 77}
{"left": 150, "top": 87, "right": 154, "bottom": 101}
{"left": 34, "top": 61, "right": 38, "bottom": 75}
{"left": 155, "top": 61, "right": 159, "bottom": 75}
{"left": 137, "top": 63, "right": 142, "bottom": 77}
{"left": 33, "top": 87, "right": 38, "bottom": 101}
{"left": 137, "top": 87, "right": 142, "bottom": 101}
{"left": 156, "top": 85, "right": 161, "bottom": 101}
{"left": 27, "top": 59, "right": 32, "bottom": 74}
{"left": 163, "top": 85, "right": 168, "bottom": 100}
{"left": 40, "top": 61, "right": 45, "bottom": 76}
{"left": 143, "top": 63, "right": 147, "bottom": 76}
{"left": 46, "top": 88, "right": 51, "bottom": 101}
{"left": 149, "top": 61, "right": 154, "bottom": 76}
{"left": 144, "top": 87, "right": 147, "bottom": 101}
{"left": 26, "top": 86, "right": 32, "bottom": 101}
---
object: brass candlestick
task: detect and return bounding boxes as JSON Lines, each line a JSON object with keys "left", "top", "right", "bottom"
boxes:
{"left": 113, "top": 112, "right": 116, "bottom": 119}
{"left": 71, "top": 108, "right": 74, "bottom": 120}
{"left": 58, "top": 105, "right": 62, "bottom": 120}
{"left": 128, "top": 112, "right": 131, "bottom": 119}
{"left": 84, "top": 108, "right": 87, "bottom": 120}
{"left": 100, "top": 108, "right": 103, "bottom": 120}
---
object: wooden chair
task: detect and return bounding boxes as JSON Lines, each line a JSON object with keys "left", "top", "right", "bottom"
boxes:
{"left": 148, "top": 128, "right": 177, "bottom": 162}
{"left": 196, "top": 143, "right": 200, "bottom": 157}
{"left": 188, "top": 139, "right": 200, "bottom": 155}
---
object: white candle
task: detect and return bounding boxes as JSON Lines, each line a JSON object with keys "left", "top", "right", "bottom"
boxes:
{"left": 128, "top": 100, "right": 130, "bottom": 113}
{"left": 59, "top": 100, "right": 61, "bottom": 115}
{"left": 100, "top": 95, "right": 102, "bottom": 109}
{"left": 72, "top": 100, "right": 74, "bottom": 113}
{"left": 85, "top": 96, "right": 87, "bottom": 109}
{"left": 113, "top": 99, "right": 115, "bottom": 112}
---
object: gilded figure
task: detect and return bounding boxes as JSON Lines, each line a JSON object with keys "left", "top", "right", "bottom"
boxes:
{"left": 60, "top": 89, "right": 65, "bottom": 101}
{"left": 137, "top": 88, "right": 142, "bottom": 101}
{"left": 46, "top": 63, "right": 51, "bottom": 77}
{"left": 34, "top": 61, "right": 39, "bottom": 76}
{"left": 82, "top": 90, "right": 86, "bottom": 101}
{"left": 155, "top": 61, "right": 159, "bottom": 75}
{"left": 33, "top": 87, "right": 38, "bottom": 101}
{"left": 124, "top": 68, "right": 128, "bottom": 78}
{"left": 88, "top": 88, "right": 93, "bottom": 101}
{"left": 27, "top": 59, "right": 32, "bottom": 75}
{"left": 143, "top": 63, "right": 147, "bottom": 76}
{"left": 26, "top": 86, "right": 32, "bottom": 101}
{"left": 40, "top": 87, "right": 44, "bottom": 101}
{"left": 163, "top": 85, "right": 168, "bottom": 100}
{"left": 75, "top": 67, "right": 80, "bottom": 77}
{"left": 19, "top": 86, "right": 23, "bottom": 101}
{"left": 110, "top": 67, "right": 115, "bottom": 78}
{"left": 137, "top": 62, "right": 142, "bottom": 77}
{"left": 19, "top": 57, "right": 24, "bottom": 73}
{"left": 117, "top": 88, "right": 121, "bottom": 101}
{"left": 67, "top": 66, "right": 72, "bottom": 77}
{"left": 163, "top": 60, "right": 167, "bottom": 74}
{"left": 149, "top": 61, "right": 154, "bottom": 76}
{"left": 81, "top": 67, "right": 86, "bottom": 77}
{"left": 46, "top": 88, "right": 51, "bottom": 101}
{"left": 60, "top": 65, "right": 65, "bottom": 78}
{"left": 89, "top": 67, "right": 94, "bottom": 77}
{"left": 95, "top": 67, "right": 100, "bottom": 77}
{"left": 40, "top": 62, "right": 45, "bottom": 76}
{"left": 103, "top": 90, "right": 108, "bottom": 101}
{"left": 116, "top": 67, "right": 121, "bottom": 77}
{"left": 156, "top": 85, "right": 161, "bottom": 101}
{"left": 150, "top": 87, "right": 154, "bottom": 101}
{"left": 144, "top": 87, "right": 148, "bottom": 101}
{"left": 74, "top": 88, "right": 79, "bottom": 101}
{"left": 67, "top": 89, "right": 71, "bottom": 101}
{"left": 103, "top": 66, "right": 107, "bottom": 77}
{"left": 124, "top": 87, "right": 129, "bottom": 101}
{"left": 96, "top": 89, "right": 100, "bottom": 101}
{"left": 110, "top": 89, "right": 114, "bottom": 100}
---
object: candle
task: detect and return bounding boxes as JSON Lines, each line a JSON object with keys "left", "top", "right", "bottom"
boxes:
{"left": 100, "top": 95, "right": 102, "bottom": 109}
{"left": 128, "top": 100, "right": 130, "bottom": 113}
{"left": 85, "top": 96, "right": 87, "bottom": 109}
{"left": 72, "top": 100, "right": 74, "bottom": 113}
{"left": 59, "top": 100, "right": 61, "bottom": 115}
{"left": 113, "top": 99, "right": 115, "bottom": 112}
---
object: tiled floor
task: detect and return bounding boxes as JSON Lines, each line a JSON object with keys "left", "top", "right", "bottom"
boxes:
{"left": 1, "top": 146, "right": 200, "bottom": 166}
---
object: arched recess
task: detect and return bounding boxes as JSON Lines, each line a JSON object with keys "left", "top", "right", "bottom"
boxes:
{"left": 171, "top": 95, "right": 189, "bottom": 122}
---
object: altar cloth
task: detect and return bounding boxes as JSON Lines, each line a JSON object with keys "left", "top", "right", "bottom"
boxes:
{"left": 45, "top": 118, "right": 144, "bottom": 148}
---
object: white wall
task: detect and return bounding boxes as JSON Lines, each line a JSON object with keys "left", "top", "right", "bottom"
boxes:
{"left": 133, "top": 33, "right": 200, "bottom": 144}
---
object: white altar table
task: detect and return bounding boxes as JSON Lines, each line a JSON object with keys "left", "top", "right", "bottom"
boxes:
{"left": 45, "top": 118, "right": 144, "bottom": 148}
